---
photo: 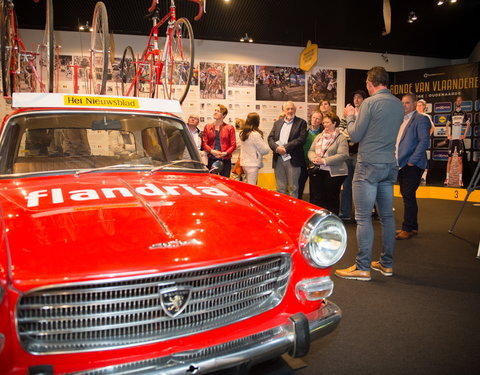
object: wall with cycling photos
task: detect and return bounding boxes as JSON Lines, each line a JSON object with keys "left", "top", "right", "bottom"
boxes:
{"left": 4, "top": 29, "right": 457, "bottom": 189}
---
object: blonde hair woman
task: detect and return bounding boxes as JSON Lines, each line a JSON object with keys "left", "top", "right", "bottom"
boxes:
{"left": 239, "top": 112, "right": 269, "bottom": 185}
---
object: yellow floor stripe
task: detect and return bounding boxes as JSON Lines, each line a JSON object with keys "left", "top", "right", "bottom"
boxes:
{"left": 257, "top": 172, "right": 480, "bottom": 202}
{"left": 394, "top": 185, "right": 480, "bottom": 202}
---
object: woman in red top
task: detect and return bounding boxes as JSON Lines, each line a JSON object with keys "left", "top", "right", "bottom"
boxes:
{"left": 202, "top": 104, "right": 236, "bottom": 177}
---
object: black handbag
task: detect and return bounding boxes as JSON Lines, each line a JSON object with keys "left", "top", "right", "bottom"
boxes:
{"left": 307, "top": 164, "right": 321, "bottom": 175}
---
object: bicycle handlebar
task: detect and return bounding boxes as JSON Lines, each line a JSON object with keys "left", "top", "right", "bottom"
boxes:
{"left": 188, "top": 0, "right": 204, "bottom": 21}
{"left": 147, "top": 0, "right": 204, "bottom": 21}
{"left": 148, "top": 0, "right": 158, "bottom": 14}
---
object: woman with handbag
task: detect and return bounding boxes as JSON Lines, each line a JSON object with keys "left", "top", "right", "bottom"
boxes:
{"left": 308, "top": 112, "right": 349, "bottom": 214}
{"left": 239, "top": 112, "right": 270, "bottom": 185}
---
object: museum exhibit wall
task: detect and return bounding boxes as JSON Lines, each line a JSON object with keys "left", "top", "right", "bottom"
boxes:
{"left": 3, "top": 29, "right": 461, "bottom": 189}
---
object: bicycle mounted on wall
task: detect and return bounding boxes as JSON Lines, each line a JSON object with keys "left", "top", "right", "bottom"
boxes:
{"left": 118, "top": 0, "right": 204, "bottom": 103}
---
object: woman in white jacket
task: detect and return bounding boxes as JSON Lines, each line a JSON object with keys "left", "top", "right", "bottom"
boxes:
{"left": 239, "top": 112, "right": 270, "bottom": 185}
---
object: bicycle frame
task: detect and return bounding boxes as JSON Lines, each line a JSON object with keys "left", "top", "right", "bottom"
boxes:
{"left": 124, "top": 1, "right": 176, "bottom": 97}
{"left": 124, "top": 0, "right": 202, "bottom": 99}
{"left": 2, "top": 0, "right": 50, "bottom": 95}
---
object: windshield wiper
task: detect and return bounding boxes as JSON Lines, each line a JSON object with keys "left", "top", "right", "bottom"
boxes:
{"left": 149, "top": 160, "right": 207, "bottom": 174}
{"left": 75, "top": 164, "right": 154, "bottom": 177}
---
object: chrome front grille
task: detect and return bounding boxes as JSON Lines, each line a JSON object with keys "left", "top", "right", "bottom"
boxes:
{"left": 16, "top": 254, "right": 291, "bottom": 354}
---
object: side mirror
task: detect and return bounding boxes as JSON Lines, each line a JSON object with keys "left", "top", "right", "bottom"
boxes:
{"left": 209, "top": 160, "right": 224, "bottom": 174}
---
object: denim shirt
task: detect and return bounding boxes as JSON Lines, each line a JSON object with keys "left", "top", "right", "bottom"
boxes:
{"left": 346, "top": 88, "right": 404, "bottom": 164}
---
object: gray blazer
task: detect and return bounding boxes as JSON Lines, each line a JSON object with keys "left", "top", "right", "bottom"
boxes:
{"left": 308, "top": 133, "right": 348, "bottom": 176}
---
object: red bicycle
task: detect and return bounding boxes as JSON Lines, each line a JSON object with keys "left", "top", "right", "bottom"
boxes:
{"left": 119, "top": 0, "right": 204, "bottom": 103}
{"left": 1, "top": 0, "right": 55, "bottom": 96}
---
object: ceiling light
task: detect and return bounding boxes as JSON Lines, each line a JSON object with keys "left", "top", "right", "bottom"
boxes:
{"left": 437, "top": 0, "right": 445, "bottom": 5}
{"left": 78, "top": 21, "right": 92, "bottom": 32}
{"left": 408, "top": 11, "right": 417, "bottom": 23}
{"left": 240, "top": 33, "right": 253, "bottom": 43}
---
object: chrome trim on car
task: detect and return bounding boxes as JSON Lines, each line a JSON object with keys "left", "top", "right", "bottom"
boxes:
{"left": 300, "top": 210, "right": 347, "bottom": 268}
{"left": 67, "top": 300, "right": 341, "bottom": 375}
{"left": 16, "top": 254, "right": 291, "bottom": 354}
{"left": 295, "top": 276, "right": 334, "bottom": 301}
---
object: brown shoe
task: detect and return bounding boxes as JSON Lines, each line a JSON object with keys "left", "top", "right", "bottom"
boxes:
{"left": 335, "top": 265, "right": 371, "bottom": 281}
{"left": 396, "top": 230, "right": 414, "bottom": 240}
{"left": 371, "top": 261, "right": 393, "bottom": 276}
{"left": 395, "top": 229, "right": 418, "bottom": 236}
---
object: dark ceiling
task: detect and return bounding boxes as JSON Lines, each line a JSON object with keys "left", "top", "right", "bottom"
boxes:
{"left": 14, "top": 0, "right": 480, "bottom": 60}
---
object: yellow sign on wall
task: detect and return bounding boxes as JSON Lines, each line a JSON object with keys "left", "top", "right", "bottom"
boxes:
{"left": 300, "top": 40, "right": 318, "bottom": 72}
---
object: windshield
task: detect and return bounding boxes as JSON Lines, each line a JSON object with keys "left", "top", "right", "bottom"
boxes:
{"left": 0, "top": 112, "right": 206, "bottom": 176}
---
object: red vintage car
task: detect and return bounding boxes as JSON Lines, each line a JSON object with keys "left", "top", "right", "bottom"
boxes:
{"left": 0, "top": 93, "right": 346, "bottom": 374}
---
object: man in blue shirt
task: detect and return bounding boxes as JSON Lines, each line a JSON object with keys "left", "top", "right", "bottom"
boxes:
{"left": 335, "top": 66, "right": 404, "bottom": 281}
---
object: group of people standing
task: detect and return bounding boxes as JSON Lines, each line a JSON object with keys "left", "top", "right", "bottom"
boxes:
{"left": 186, "top": 104, "right": 270, "bottom": 186}
{"left": 267, "top": 99, "right": 359, "bottom": 217}
{"left": 187, "top": 66, "right": 445, "bottom": 282}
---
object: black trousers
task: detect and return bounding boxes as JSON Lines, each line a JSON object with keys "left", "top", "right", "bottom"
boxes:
{"left": 398, "top": 165, "right": 424, "bottom": 232}
{"left": 298, "top": 165, "right": 308, "bottom": 200}
{"left": 309, "top": 169, "right": 346, "bottom": 215}
{"left": 208, "top": 157, "right": 232, "bottom": 177}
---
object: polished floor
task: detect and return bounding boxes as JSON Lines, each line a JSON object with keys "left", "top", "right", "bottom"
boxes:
{"left": 248, "top": 197, "right": 480, "bottom": 375}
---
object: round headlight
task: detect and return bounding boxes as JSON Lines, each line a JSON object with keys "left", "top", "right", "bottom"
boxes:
{"left": 300, "top": 211, "right": 347, "bottom": 268}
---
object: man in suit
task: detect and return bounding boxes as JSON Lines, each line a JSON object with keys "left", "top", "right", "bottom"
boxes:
{"left": 396, "top": 93, "right": 431, "bottom": 240}
{"left": 268, "top": 101, "right": 307, "bottom": 197}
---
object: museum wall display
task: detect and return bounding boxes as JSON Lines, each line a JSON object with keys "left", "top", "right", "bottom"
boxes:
{"left": 0, "top": 29, "right": 461, "bottom": 189}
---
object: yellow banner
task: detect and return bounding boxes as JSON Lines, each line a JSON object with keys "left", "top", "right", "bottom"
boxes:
{"left": 64, "top": 95, "right": 139, "bottom": 108}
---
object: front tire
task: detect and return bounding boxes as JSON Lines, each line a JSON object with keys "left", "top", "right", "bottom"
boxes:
{"left": 90, "top": 1, "right": 109, "bottom": 94}
{"left": 120, "top": 45, "right": 136, "bottom": 96}
{"left": 162, "top": 17, "right": 194, "bottom": 104}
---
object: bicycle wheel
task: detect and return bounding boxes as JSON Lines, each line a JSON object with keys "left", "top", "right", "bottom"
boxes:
{"left": 90, "top": 1, "right": 109, "bottom": 95}
{"left": 39, "top": 0, "right": 54, "bottom": 92}
{"left": 162, "top": 17, "right": 194, "bottom": 104}
{"left": 1, "top": 1, "right": 16, "bottom": 97}
{"left": 120, "top": 45, "right": 137, "bottom": 96}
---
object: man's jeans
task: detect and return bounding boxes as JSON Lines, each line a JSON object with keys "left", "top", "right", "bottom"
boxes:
{"left": 353, "top": 162, "right": 398, "bottom": 270}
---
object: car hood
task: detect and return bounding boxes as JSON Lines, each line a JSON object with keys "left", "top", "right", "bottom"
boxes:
{"left": 1, "top": 173, "right": 298, "bottom": 291}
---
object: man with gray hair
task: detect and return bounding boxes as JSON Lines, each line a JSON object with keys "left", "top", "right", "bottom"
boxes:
{"left": 268, "top": 101, "right": 307, "bottom": 197}
{"left": 395, "top": 93, "right": 431, "bottom": 240}
{"left": 335, "top": 66, "right": 404, "bottom": 281}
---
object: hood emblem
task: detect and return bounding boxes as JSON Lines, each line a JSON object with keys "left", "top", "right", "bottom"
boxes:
{"left": 159, "top": 286, "right": 192, "bottom": 318}
{"left": 150, "top": 239, "right": 201, "bottom": 250}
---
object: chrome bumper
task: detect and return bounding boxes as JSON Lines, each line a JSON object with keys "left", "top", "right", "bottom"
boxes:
{"left": 70, "top": 300, "right": 341, "bottom": 375}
